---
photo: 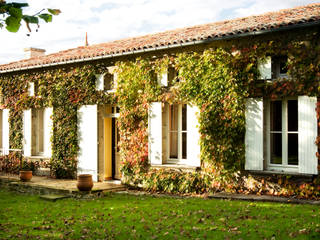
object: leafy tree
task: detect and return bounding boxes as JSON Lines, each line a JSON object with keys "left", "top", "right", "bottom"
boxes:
{"left": 0, "top": 0, "right": 60, "bottom": 32}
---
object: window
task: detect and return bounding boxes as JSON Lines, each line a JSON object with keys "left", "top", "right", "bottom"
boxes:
{"left": 167, "top": 104, "right": 187, "bottom": 163}
{"left": 258, "top": 56, "right": 288, "bottom": 80}
{"left": 272, "top": 56, "right": 288, "bottom": 79}
{"left": 168, "top": 67, "right": 180, "bottom": 85}
{"left": 95, "top": 67, "right": 117, "bottom": 92}
{"left": 267, "top": 99, "right": 298, "bottom": 172}
{"left": 148, "top": 102, "right": 200, "bottom": 167}
{"left": 245, "top": 96, "right": 317, "bottom": 174}
{"left": 32, "top": 108, "right": 44, "bottom": 156}
{"left": 104, "top": 73, "right": 114, "bottom": 91}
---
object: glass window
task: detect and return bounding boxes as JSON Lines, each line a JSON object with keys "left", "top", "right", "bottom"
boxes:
{"left": 168, "top": 104, "right": 187, "bottom": 162}
{"left": 104, "top": 73, "right": 114, "bottom": 91}
{"left": 269, "top": 99, "right": 298, "bottom": 169}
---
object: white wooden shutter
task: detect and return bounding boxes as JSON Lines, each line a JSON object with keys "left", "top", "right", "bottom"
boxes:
{"left": 258, "top": 56, "right": 271, "bottom": 80}
{"left": 148, "top": 102, "right": 162, "bottom": 165}
{"left": 298, "top": 96, "right": 318, "bottom": 174}
{"left": 186, "top": 104, "right": 201, "bottom": 167}
{"left": 23, "top": 109, "right": 32, "bottom": 157}
{"left": 28, "top": 82, "right": 35, "bottom": 96}
{"left": 95, "top": 74, "right": 104, "bottom": 91}
{"left": 245, "top": 98, "right": 264, "bottom": 170}
{"left": 2, "top": 109, "right": 10, "bottom": 153}
{"left": 158, "top": 72, "right": 168, "bottom": 87}
{"left": 43, "top": 107, "right": 53, "bottom": 158}
{"left": 78, "top": 105, "right": 98, "bottom": 181}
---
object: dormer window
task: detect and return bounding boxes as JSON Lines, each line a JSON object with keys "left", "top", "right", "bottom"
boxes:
{"left": 258, "top": 56, "right": 288, "bottom": 80}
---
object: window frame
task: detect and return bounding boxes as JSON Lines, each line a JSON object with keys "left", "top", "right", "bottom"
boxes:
{"left": 266, "top": 97, "right": 299, "bottom": 172}
{"left": 166, "top": 104, "right": 187, "bottom": 164}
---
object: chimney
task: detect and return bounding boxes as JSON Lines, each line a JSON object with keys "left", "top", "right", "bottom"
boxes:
{"left": 85, "top": 32, "right": 89, "bottom": 46}
{"left": 24, "top": 47, "right": 46, "bottom": 59}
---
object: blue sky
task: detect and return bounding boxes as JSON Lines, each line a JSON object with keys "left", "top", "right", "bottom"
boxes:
{"left": 0, "top": 0, "right": 319, "bottom": 64}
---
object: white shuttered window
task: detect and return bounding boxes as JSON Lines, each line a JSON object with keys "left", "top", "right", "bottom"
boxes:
{"left": 148, "top": 102, "right": 200, "bottom": 167}
{"left": 245, "top": 96, "right": 318, "bottom": 175}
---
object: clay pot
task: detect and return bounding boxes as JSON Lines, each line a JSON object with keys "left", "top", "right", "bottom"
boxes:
{"left": 77, "top": 174, "right": 93, "bottom": 191}
{"left": 19, "top": 170, "right": 32, "bottom": 182}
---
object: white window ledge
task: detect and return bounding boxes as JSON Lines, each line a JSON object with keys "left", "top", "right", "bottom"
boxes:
{"left": 25, "top": 156, "right": 50, "bottom": 160}
{"left": 247, "top": 170, "right": 315, "bottom": 177}
{"left": 150, "top": 164, "right": 200, "bottom": 171}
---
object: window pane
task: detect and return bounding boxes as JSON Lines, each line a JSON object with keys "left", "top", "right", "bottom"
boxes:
{"left": 169, "top": 105, "right": 178, "bottom": 131}
{"left": 182, "top": 132, "right": 187, "bottom": 159}
{"left": 104, "top": 73, "right": 113, "bottom": 90}
{"left": 169, "top": 132, "right": 178, "bottom": 159}
{"left": 288, "top": 133, "right": 298, "bottom": 165}
{"left": 287, "top": 100, "right": 298, "bottom": 132}
{"left": 279, "top": 56, "right": 288, "bottom": 75}
{"left": 271, "top": 133, "right": 282, "bottom": 164}
{"left": 182, "top": 104, "right": 187, "bottom": 131}
{"left": 270, "top": 101, "right": 282, "bottom": 131}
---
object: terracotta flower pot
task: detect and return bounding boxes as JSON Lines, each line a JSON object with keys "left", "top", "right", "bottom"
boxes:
{"left": 77, "top": 174, "right": 93, "bottom": 191}
{"left": 19, "top": 170, "right": 32, "bottom": 182}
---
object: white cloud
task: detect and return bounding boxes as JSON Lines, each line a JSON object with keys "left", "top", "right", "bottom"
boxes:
{"left": 0, "top": 0, "right": 318, "bottom": 64}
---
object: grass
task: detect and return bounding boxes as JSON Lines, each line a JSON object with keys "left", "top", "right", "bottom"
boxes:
{"left": 0, "top": 189, "right": 319, "bottom": 239}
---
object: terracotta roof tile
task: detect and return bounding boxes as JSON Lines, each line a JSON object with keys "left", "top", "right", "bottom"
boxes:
{"left": 1, "top": 3, "right": 320, "bottom": 72}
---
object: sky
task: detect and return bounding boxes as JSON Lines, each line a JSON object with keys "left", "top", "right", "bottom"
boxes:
{"left": 0, "top": 0, "right": 319, "bottom": 64}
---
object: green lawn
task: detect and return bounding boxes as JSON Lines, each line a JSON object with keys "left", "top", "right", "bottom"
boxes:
{"left": 0, "top": 189, "right": 319, "bottom": 239}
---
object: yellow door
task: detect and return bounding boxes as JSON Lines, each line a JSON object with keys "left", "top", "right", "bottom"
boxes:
{"left": 104, "top": 107, "right": 112, "bottom": 180}
{"left": 104, "top": 106, "right": 121, "bottom": 180}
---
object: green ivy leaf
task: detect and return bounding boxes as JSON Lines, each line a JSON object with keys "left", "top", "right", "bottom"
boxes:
{"left": 22, "top": 15, "right": 39, "bottom": 24}
{"left": 39, "top": 14, "right": 52, "bottom": 23}
{"left": 5, "top": 16, "right": 21, "bottom": 32}
{"left": 48, "top": 9, "right": 61, "bottom": 15}
{"left": 8, "top": 6, "right": 22, "bottom": 19}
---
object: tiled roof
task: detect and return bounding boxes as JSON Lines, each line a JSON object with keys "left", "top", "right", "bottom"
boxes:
{"left": 1, "top": 3, "right": 320, "bottom": 72}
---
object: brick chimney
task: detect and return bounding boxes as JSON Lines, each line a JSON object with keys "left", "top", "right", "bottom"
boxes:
{"left": 24, "top": 47, "right": 46, "bottom": 59}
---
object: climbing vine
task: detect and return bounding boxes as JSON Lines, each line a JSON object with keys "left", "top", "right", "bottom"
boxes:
{"left": 0, "top": 63, "right": 113, "bottom": 178}
{"left": 116, "top": 30, "right": 320, "bottom": 198}
{"left": 0, "top": 28, "right": 319, "bottom": 198}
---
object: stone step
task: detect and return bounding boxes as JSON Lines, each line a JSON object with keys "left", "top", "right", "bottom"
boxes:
{"left": 40, "top": 194, "right": 70, "bottom": 201}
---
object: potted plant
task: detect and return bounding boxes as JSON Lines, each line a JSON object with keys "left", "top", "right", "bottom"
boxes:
{"left": 19, "top": 158, "right": 39, "bottom": 182}
{"left": 77, "top": 174, "right": 94, "bottom": 191}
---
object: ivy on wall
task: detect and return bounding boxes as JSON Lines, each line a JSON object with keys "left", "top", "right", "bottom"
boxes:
{"left": 0, "top": 64, "right": 114, "bottom": 178}
{"left": 116, "top": 30, "right": 320, "bottom": 198}
{"left": 0, "top": 28, "right": 319, "bottom": 198}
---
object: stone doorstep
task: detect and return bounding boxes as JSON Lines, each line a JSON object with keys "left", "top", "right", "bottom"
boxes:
{"left": 0, "top": 176, "right": 127, "bottom": 199}
{"left": 40, "top": 194, "right": 70, "bottom": 201}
